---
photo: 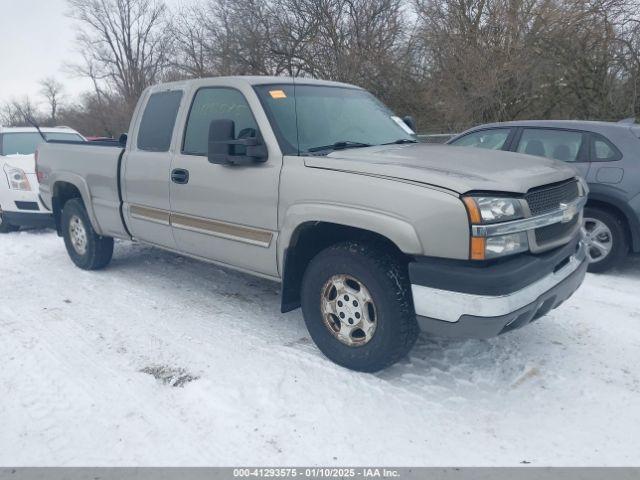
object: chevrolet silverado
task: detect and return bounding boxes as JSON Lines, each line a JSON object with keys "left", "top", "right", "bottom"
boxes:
{"left": 37, "top": 77, "right": 589, "bottom": 371}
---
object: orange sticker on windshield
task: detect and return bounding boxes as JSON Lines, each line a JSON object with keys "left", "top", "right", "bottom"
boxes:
{"left": 269, "top": 89, "right": 287, "bottom": 99}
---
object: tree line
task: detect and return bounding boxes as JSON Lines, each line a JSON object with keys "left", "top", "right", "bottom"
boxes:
{"left": 2, "top": 0, "right": 639, "bottom": 137}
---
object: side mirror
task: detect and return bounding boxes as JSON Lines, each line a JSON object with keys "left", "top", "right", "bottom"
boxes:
{"left": 402, "top": 116, "right": 416, "bottom": 133}
{"left": 207, "top": 119, "right": 267, "bottom": 165}
{"left": 118, "top": 133, "right": 128, "bottom": 146}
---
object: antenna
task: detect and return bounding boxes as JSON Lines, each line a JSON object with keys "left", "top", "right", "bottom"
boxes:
{"left": 15, "top": 105, "right": 48, "bottom": 142}
{"left": 25, "top": 115, "right": 48, "bottom": 142}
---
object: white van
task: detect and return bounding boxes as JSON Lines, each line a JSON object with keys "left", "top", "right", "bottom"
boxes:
{"left": 0, "top": 126, "right": 85, "bottom": 233}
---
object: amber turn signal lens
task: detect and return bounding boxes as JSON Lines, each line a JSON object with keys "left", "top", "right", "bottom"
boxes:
{"left": 470, "top": 237, "right": 486, "bottom": 260}
{"left": 463, "top": 197, "right": 482, "bottom": 224}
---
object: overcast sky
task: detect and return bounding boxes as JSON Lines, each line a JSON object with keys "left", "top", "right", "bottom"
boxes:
{"left": 0, "top": 0, "right": 187, "bottom": 108}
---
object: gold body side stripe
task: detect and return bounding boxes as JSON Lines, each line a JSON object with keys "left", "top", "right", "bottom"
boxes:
{"left": 130, "top": 205, "right": 170, "bottom": 225}
{"left": 129, "top": 204, "right": 273, "bottom": 248}
{"left": 171, "top": 213, "right": 273, "bottom": 248}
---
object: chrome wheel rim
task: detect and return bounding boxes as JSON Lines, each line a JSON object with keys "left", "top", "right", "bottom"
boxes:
{"left": 69, "top": 215, "right": 88, "bottom": 255}
{"left": 582, "top": 218, "right": 613, "bottom": 264}
{"left": 321, "top": 274, "right": 377, "bottom": 347}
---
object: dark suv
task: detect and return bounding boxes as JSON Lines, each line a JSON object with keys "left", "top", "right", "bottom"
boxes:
{"left": 448, "top": 120, "right": 640, "bottom": 273}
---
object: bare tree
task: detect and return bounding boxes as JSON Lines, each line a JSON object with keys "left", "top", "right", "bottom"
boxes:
{"left": 613, "top": 1, "right": 640, "bottom": 117}
{"left": 0, "top": 97, "right": 41, "bottom": 127}
{"left": 170, "top": 4, "right": 214, "bottom": 78}
{"left": 171, "top": 0, "right": 419, "bottom": 117}
{"left": 533, "top": 0, "right": 626, "bottom": 120}
{"left": 28, "top": 0, "right": 633, "bottom": 134}
{"left": 58, "top": 91, "right": 132, "bottom": 137}
{"left": 68, "top": 0, "right": 172, "bottom": 110}
{"left": 413, "top": 0, "right": 558, "bottom": 129}
{"left": 39, "top": 77, "right": 65, "bottom": 125}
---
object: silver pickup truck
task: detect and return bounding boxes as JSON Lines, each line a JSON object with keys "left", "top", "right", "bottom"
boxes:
{"left": 37, "top": 76, "right": 588, "bottom": 372}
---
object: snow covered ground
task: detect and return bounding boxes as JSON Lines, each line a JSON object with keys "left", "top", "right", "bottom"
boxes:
{"left": 1, "top": 229, "right": 639, "bottom": 466}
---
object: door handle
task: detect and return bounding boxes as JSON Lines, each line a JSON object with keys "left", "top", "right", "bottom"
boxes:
{"left": 171, "top": 168, "right": 189, "bottom": 184}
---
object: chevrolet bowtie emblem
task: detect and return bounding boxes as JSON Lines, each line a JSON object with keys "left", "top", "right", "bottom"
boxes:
{"left": 559, "top": 202, "right": 577, "bottom": 223}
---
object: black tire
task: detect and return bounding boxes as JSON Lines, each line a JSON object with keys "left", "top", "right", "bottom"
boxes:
{"left": 584, "top": 207, "right": 628, "bottom": 274}
{"left": 0, "top": 213, "right": 19, "bottom": 233}
{"left": 301, "top": 241, "right": 419, "bottom": 372}
{"left": 61, "top": 198, "right": 114, "bottom": 270}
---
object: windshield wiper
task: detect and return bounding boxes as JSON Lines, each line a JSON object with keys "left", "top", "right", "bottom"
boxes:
{"left": 307, "top": 141, "right": 373, "bottom": 154}
{"left": 381, "top": 138, "right": 419, "bottom": 145}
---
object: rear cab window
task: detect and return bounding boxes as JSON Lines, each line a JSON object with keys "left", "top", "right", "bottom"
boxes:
{"left": 516, "top": 128, "right": 585, "bottom": 162}
{"left": 450, "top": 129, "right": 512, "bottom": 150}
{"left": 137, "top": 90, "right": 183, "bottom": 152}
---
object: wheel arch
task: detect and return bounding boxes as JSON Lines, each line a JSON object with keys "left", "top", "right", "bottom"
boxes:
{"left": 586, "top": 189, "right": 639, "bottom": 252}
{"left": 279, "top": 208, "right": 421, "bottom": 313}
{"left": 51, "top": 175, "right": 102, "bottom": 236}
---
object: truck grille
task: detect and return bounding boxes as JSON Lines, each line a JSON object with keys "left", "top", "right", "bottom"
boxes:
{"left": 525, "top": 179, "right": 581, "bottom": 250}
{"left": 525, "top": 179, "right": 579, "bottom": 216}
{"left": 535, "top": 216, "right": 580, "bottom": 245}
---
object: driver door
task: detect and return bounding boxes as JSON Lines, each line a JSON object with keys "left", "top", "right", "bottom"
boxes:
{"left": 169, "top": 86, "right": 281, "bottom": 277}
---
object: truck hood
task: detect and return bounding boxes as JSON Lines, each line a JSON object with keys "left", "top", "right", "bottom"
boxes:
{"left": 1, "top": 154, "right": 35, "bottom": 174}
{"left": 304, "top": 144, "right": 577, "bottom": 194}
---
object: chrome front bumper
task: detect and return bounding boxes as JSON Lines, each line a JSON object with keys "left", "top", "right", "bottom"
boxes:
{"left": 412, "top": 240, "right": 588, "bottom": 336}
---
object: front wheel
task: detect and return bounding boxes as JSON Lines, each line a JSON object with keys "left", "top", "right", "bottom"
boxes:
{"left": 301, "top": 241, "right": 419, "bottom": 372}
{"left": 61, "top": 198, "right": 114, "bottom": 270}
{"left": 583, "top": 207, "right": 628, "bottom": 274}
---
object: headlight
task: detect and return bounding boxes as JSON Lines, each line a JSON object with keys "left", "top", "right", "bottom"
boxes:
{"left": 463, "top": 195, "right": 528, "bottom": 260}
{"left": 3, "top": 164, "right": 31, "bottom": 191}
{"left": 463, "top": 196, "right": 524, "bottom": 224}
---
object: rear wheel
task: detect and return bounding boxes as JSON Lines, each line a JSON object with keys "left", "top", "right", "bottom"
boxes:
{"left": 61, "top": 198, "right": 114, "bottom": 270}
{"left": 0, "top": 212, "right": 19, "bottom": 233}
{"left": 583, "top": 207, "right": 628, "bottom": 273}
{"left": 301, "top": 241, "right": 419, "bottom": 372}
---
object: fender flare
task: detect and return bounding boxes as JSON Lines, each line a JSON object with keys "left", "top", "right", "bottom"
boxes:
{"left": 50, "top": 172, "right": 103, "bottom": 236}
{"left": 278, "top": 203, "right": 423, "bottom": 274}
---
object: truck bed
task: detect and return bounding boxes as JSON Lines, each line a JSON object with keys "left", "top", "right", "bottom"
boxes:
{"left": 38, "top": 141, "right": 129, "bottom": 239}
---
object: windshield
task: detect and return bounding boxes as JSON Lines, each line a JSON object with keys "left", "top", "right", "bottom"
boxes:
{"left": 0, "top": 132, "right": 84, "bottom": 156}
{"left": 254, "top": 84, "right": 415, "bottom": 155}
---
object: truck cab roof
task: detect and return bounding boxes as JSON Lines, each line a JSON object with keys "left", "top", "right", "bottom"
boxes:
{"left": 143, "top": 75, "right": 362, "bottom": 95}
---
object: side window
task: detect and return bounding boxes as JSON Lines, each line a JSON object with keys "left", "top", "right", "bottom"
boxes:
{"left": 183, "top": 88, "right": 259, "bottom": 156}
{"left": 137, "top": 90, "right": 183, "bottom": 152}
{"left": 517, "top": 129, "right": 584, "bottom": 162}
{"left": 592, "top": 135, "right": 622, "bottom": 162}
{"left": 450, "top": 129, "right": 511, "bottom": 150}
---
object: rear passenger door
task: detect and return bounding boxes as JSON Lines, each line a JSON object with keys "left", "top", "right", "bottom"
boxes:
{"left": 513, "top": 128, "right": 591, "bottom": 179}
{"left": 122, "top": 88, "right": 184, "bottom": 249}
